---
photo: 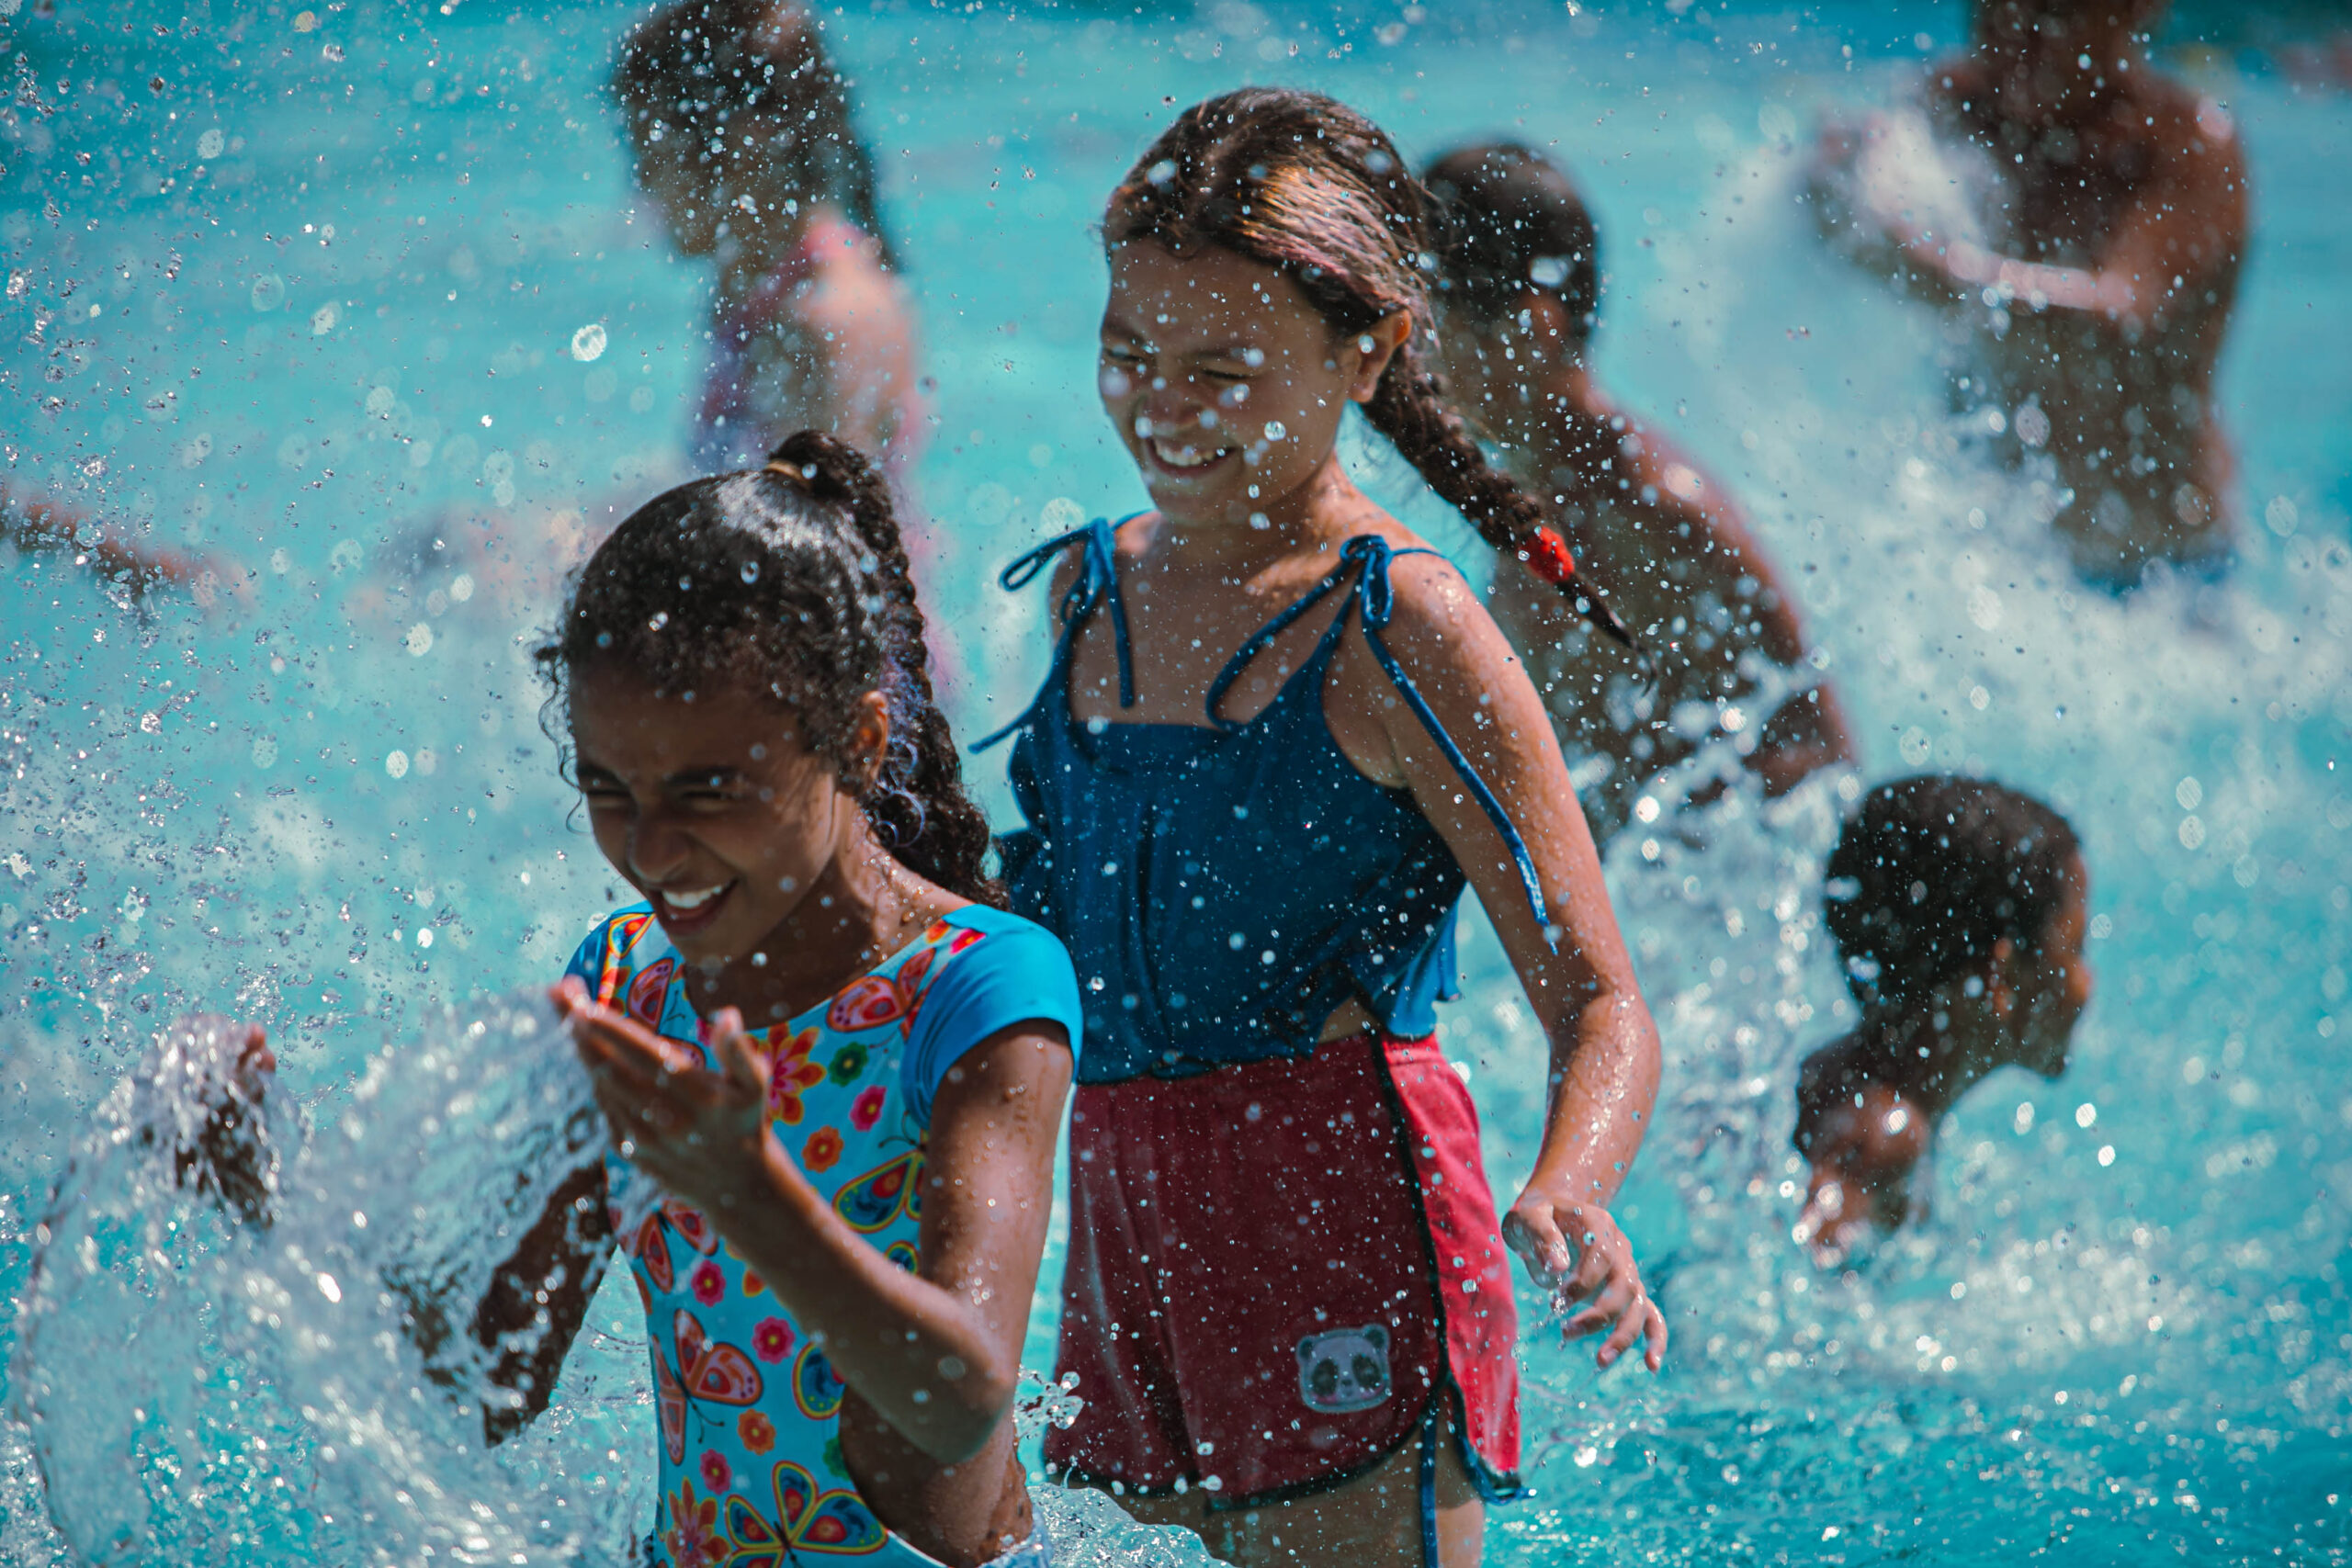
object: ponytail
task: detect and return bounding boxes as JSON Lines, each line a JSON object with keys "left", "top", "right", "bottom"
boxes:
{"left": 766, "top": 433, "right": 1003, "bottom": 907}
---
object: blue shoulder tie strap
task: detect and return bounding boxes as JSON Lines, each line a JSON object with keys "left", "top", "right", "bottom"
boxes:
{"left": 1206, "top": 536, "right": 1555, "bottom": 937}
{"left": 973, "top": 516, "right": 1136, "bottom": 750}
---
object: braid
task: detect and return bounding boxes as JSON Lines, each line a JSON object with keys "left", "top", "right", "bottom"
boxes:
{"left": 770, "top": 432, "right": 1004, "bottom": 908}
{"left": 1364, "top": 339, "right": 1634, "bottom": 648}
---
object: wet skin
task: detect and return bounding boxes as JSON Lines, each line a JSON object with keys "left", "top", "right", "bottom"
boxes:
{"left": 1819, "top": 0, "right": 2247, "bottom": 584}
{"left": 1435, "top": 292, "right": 1858, "bottom": 844}
{"left": 169, "top": 672, "right": 1072, "bottom": 1568}
{"left": 1069, "top": 240, "right": 1666, "bottom": 1568}
{"left": 1794, "top": 855, "right": 2094, "bottom": 1260}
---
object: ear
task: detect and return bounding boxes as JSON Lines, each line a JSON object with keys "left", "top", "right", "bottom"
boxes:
{"left": 1344, "top": 310, "right": 1413, "bottom": 404}
{"left": 847, "top": 690, "right": 891, "bottom": 793}
{"left": 1984, "top": 935, "right": 2021, "bottom": 1016}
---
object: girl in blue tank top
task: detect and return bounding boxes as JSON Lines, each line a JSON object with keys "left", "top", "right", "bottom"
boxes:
{"left": 978, "top": 90, "right": 1666, "bottom": 1568}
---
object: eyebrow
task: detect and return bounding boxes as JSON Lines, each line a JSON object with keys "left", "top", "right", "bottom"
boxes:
{"left": 1099, "top": 313, "right": 1264, "bottom": 362}
{"left": 573, "top": 761, "right": 749, "bottom": 789}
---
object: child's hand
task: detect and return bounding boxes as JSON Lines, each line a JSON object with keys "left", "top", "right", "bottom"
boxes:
{"left": 552, "top": 980, "right": 777, "bottom": 1213}
{"left": 1503, "top": 1190, "right": 1667, "bottom": 1372}
{"left": 134, "top": 1015, "right": 279, "bottom": 1223}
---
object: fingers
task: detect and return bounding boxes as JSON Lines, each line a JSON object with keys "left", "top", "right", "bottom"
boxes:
{"left": 1593, "top": 1292, "right": 1648, "bottom": 1370}
{"left": 1562, "top": 1269, "right": 1637, "bottom": 1340}
{"left": 708, "top": 1010, "right": 768, "bottom": 1098}
{"left": 1641, "top": 1301, "right": 1668, "bottom": 1371}
{"left": 1503, "top": 1208, "right": 1574, "bottom": 1284}
{"left": 1551, "top": 1229, "right": 1612, "bottom": 1310}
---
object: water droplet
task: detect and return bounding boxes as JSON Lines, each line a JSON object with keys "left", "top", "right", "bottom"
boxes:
{"left": 404, "top": 623, "right": 435, "bottom": 658}
{"left": 1261, "top": 421, "right": 1287, "bottom": 442}
{"left": 570, "top": 323, "right": 607, "bottom": 363}
{"left": 197, "top": 128, "right": 225, "bottom": 159}
{"left": 250, "top": 274, "right": 286, "bottom": 312}
{"left": 384, "top": 750, "right": 411, "bottom": 779}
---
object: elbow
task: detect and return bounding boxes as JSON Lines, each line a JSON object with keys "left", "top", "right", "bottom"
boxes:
{"left": 908, "top": 1364, "right": 1021, "bottom": 1467}
{"left": 911, "top": 1389, "right": 1016, "bottom": 1467}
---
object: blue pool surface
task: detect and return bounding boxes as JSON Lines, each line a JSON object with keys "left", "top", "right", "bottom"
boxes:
{"left": 2, "top": 2, "right": 2349, "bottom": 1562}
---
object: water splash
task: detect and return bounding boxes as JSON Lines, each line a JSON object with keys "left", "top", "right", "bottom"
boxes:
{"left": 10, "top": 997, "right": 646, "bottom": 1566}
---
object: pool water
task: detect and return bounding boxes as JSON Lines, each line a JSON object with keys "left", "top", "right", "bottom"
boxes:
{"left": 3, "top": 1, "right": 2348, "bottom": 1563}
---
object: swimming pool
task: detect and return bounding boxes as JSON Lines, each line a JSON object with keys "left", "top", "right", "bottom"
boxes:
{"left": 3, "top": 0, "right": 2347, "bottom": 1562}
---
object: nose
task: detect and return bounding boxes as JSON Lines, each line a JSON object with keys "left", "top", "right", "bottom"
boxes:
{"left": 1136, "top": 378, "right": 1211, "bottom": 438}
{"left": 627, "top": 805, "right": 694, "bottom": 888}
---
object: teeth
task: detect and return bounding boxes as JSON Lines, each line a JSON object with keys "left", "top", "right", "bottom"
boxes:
{"left": 1150, "top": 437, "right": 1221, "bottom": 470}
{"left": 662, "top": 885, "right": 725, "bottom": 911}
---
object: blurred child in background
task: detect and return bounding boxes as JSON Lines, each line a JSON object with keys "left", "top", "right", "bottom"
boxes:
{"left": 1794, "top": 774, "right": 2092, "bottom": 1261}
{"left": 1425, "top": 143, "right": 1853, "bottom": 846}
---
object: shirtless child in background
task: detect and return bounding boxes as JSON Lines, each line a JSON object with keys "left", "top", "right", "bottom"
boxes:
{"left": 1793, "top": 776, "right": 2092, "bottom": 1261}
{"left": 1814, "top": 0, "right": 2247, "bottom": 589}
{"left": 1426, "top": 144, "right": 1855, "bottom": 848}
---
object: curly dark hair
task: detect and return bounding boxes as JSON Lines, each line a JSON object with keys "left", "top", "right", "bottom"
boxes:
{"left": 612, "top": 0, "right": 895, "bottom": 268}
{"left": 537, "top": 431, "right": 1000, "bottom": 906}
{"left": 1823, "top": 775, "right": 2081, "bottom": 1011}
{"left": 1104, "top": 87, "right": 1630, "bottom": 648}
{"left": 1423, "top": 141, "right": 1601, "bottom": 348}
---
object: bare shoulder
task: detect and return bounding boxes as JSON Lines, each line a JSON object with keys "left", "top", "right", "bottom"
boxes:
{"left": 1624, "top": 429, "right": 1810, "bottom": 662}
{"left": 1368, "top": 547, "right": 1535, "bottom": 697}
{"left": 2136, "top": 76, "right": 2247, "bottom": 178}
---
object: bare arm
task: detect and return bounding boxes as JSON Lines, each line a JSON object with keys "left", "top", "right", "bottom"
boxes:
{"left": 1340, "top": 558, "right": 1666, "bottom": 1371}
{"left": 1894, "top": 100, "right": 2246, "bottom": 332}
{"left": 561, "top": 982, "right": 1070, "bottom": 1463}
{"left": 3, "top": 481, "right": 220, "bottom": 602}
{"left": 469, "top": 1160, "right": 614, "bottom": 1444}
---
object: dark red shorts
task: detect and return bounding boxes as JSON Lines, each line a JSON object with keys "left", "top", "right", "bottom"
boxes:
{"left": 1044, "top": 1034, "right": 1521, "bottom": 1509}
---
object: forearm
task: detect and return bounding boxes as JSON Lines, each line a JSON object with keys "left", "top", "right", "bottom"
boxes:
{"left": 1523, "top": 987, "right": 1660, "bottom": 1208}
{"left": 714, "top": 1137, "right": 1017, "bottom": 1462}
{"left": 469, "top": 1162, "right": 611, "bottom": 1442}
{"left": 1921, "top": 236, "right": 2153, "bottom": 325}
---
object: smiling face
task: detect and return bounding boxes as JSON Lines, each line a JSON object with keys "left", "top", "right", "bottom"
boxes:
{"left": 1097, "top": 242, "right": 1402, "bottom": 528}
{"left": 568, "top": 664, "right": 884, "bottom": 967}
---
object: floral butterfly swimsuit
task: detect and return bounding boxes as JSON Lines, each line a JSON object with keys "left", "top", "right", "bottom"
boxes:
{"left": 565, "top": 902, "right": 1082, "bottom": 1568}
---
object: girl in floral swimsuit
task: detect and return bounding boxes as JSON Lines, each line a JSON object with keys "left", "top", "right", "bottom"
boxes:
{"left": 208, "top": 433, "right": 1080, "bottom": 1568}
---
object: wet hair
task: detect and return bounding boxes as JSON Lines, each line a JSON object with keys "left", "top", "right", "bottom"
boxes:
{"left": 1823, "top": 775, "right": 2081, "bottom": 1011}
{"left": 1105, "top": 87, "right": 1631, "bottom": 647}
{"left": 613, "top": 0, "right": 895, "bottom": 268}
{"left": 537, "top": 431, "right": 1000, "bottom": 906}
{"left": 1423, "top": 142, "right": 1600, "bottom": 349}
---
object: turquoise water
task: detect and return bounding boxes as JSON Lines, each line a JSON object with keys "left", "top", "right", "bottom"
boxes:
{"left": 3, "top": 1, "right": 2349, "bottom": 1562}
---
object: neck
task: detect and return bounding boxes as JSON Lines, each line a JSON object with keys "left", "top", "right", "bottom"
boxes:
{"left": 1148, "top": 454, "right": 1367, "bottom": 574}
{"left": 686, "top": 816, "right": 915, "bottom": 1023}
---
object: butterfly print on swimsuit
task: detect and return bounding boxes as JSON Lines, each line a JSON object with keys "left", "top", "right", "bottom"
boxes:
{"left": 823, "top": 930, "right": 976, "bottom": 1037}
{"left": 654, "top": 1307, "right": 764, "bottom": 1467}
{"left": 719, "top": 1460, "right": 886, "bottom": 1562}
{"left": 832, "top": 1149, "right": 923, "bottom": 1234}
{"left": 625, "top": 1197, "right": 719, "bottom": 1295}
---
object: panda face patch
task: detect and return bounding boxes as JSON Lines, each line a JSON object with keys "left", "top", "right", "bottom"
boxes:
{"left": 1295, "top": 1325, "right": 1393, "bottom": 1414}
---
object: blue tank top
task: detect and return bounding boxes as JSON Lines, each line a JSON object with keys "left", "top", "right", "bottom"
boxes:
{"left": 976, "top": 517, "right": 1550, "bottom": 1085}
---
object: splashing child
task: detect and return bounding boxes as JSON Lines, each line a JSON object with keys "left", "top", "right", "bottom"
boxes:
{"left": 1793, "top": 775, "right": 2092, "bottom": 1261}
{"left": 171, "top": 434, "right": 1083, "bottom": 1568}
{"left": 1423, "top": 142, "right": 1856, "bottom": 845}
{"left": 980, "top": 89, "right": 1665, "bottom": 1568}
